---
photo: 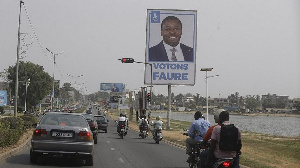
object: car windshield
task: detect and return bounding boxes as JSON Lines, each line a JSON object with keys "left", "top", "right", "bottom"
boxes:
{"left": 95, "top": 116, "right": 105, "bottom": 121}
{"left": 40, "top": 114, "right": 87, "bottom": 127}
{"left": 82, "top": 114, "right": 94, "bottom": 121}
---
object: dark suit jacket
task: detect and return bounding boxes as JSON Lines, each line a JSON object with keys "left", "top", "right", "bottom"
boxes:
{"left": 148, "top": 41, "right": 194, "bottom": 62}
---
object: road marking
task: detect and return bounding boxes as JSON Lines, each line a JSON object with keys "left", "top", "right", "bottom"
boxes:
{"left": 107, "top": 141, "right": 110, "bottom": 143}
{"left": 118, "top": 158, "right": 124, "bottom": 163}
{"left": 111, "top": 148, "right": 115, "bottom": 151}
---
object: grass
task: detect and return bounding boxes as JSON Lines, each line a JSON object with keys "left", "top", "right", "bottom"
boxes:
{"left": 108, "top": 109, "right": 300, "bottom": 168}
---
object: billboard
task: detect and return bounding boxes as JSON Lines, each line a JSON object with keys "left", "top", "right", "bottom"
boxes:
{"left": 0, "top": 90, "right": 7, "bottom": 106}
{"left": 100, "top": 83, "right": 124, "bottom": 93}
{"left": 145, "top": 9, "right": 197, "bottom": 85}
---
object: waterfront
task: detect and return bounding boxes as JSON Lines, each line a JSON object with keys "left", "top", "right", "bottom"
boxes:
{"left": 151, "top": 112, "right": 300, "bottom": 137}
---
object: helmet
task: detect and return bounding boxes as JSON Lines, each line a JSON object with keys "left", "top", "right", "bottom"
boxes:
{"left": 120, "top": 113, "right": 124, "bottom": 117}
{"left": 156, "top": 116, "right": 161, "bottom": 120}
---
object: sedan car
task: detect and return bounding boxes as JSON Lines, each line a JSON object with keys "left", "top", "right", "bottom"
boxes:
{"left": 30, "top": 112, "right": 94, "bottom": 166}
{"left": 82, "top": 114, "right": 98, "bottom": 144}
{"left": 94, "top": 115, "right": 109, "bottom": 133}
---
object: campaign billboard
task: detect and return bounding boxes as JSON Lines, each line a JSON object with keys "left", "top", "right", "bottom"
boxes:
{"left": 100, "top": 83, "right": 124, "bottom": 93}
{"left": 0, "top": 90, "right": 7, "bottom": 106}
{"left": 145, "top": 9, "right": 197, "bottom": 85}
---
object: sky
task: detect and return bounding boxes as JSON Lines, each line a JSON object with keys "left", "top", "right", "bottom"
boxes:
{"left": 0, "top": 0, "right": 299, "bottom": 99}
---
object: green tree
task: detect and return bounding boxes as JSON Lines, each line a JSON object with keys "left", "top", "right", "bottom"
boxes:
{"left": 245, "top": 95, "right": 260, "bottom": 111}
{"left": 6, "top": 61, "right": 52, "bottom": 111}
{"left": 60, "top": 83, "right": 73, "bottom": 105}
{"left": 174, "top": 93, "right": 184, "bottom": 106}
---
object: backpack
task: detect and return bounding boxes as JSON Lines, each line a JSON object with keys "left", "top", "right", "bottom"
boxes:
{"left": 219, "top": 124, "right": 239, "bottom": 151}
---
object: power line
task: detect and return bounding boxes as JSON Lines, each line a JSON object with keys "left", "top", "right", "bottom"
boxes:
{"left": 22, "top": 2, "right": 52, "bottom": 62}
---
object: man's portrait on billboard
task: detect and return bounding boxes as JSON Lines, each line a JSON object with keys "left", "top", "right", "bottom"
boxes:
{"left": 145, "top": 10, "right": 197, "bottom": 85}
{"left": 147, "top": 11, "right": 196, "bottom": 62}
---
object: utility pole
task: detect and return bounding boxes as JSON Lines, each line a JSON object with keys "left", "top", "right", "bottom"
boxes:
{"left": 166, "top": 85, "right": 171, "bottom": 129}
{"left": 46, "top": 48, "right": 63, "bottom": 111}
{"left": 14, "top": 0, "right": 23, "bottom": 117}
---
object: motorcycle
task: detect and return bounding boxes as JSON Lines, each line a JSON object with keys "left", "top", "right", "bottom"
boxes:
{"left": 183, "top": 131, "right": 235, "bottom": 168}
{"left": 183, "top": 132, "right": 208, "bottom": 168}
{"left": 153, "top": 128, "right": 163, "bottom": 144}
{"left": 139, "top": 124, "right": 148, "bottom": 139}
{"left": 117, "top": 121, "right": 127, "bottom": 139}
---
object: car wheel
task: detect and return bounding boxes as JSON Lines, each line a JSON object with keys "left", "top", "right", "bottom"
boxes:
{"left": 85, "top": 155, "right": 93, "bottom": 166}
{"left": 94, "top": 137, "right": 98, "bottom": 144}
{"left": 105, "top": 129, "right": 107, "bottom": 133}
{"left": 94, "top": 135, "right": 98, "bottom": 144}
{"left": 30, "top": 150, "right": 38, "bottom": 164}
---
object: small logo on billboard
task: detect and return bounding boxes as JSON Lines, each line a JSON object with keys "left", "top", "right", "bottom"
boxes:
{"left": 151, "top": 11, "right": 160, "bottom": 23}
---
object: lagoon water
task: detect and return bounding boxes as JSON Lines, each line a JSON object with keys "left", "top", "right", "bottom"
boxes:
{"left": 151, "top": 112, "right": 300, "bottom": 137}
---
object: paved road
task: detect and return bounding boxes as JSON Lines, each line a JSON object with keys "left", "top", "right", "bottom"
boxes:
{"left": 0, "top": 106, "right": 249, "bottom": 168}
{"left": 0, "top": 108, "right": 189, "bottom": 168}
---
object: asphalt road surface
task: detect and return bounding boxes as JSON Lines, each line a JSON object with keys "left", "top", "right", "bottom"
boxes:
{"left": 0, "top": 108, "right": 189, "bottom": 168}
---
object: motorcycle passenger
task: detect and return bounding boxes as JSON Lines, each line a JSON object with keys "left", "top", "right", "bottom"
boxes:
{"left": 151, "top": 116, "right": 163, "bottom": 137}
{"left": 117, "top": 113, "right": 127, "bottom": 135}
{"left": 206, "top": 111, "right": 242, "bottom": 168}
{"left": 138, "top": 115, "right": 149, "bottom": 135}
{"left": 199, "top": 109, "right": 223, "bottom": 166}
{"left": 186, "top": 111, "right": 210, "bottom": 163}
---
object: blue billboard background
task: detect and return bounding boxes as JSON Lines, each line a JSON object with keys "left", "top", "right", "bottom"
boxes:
{"left": 100, "top": 83, "right": 124, "bottom": 93}
{"left": 0, "top": 90, "right": 7, "bottom": 106}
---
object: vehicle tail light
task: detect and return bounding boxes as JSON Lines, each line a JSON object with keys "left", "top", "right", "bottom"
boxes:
{"left": 91, "top": 124, "right": 97, "bottom": 128}
{"left": 78, "top": 131, "right": 93, "bottom": 140}
{"left": 33, "top": 129, "right": 47, "bottom": 136}
{"left": 222, "top": 161, "right": 232, "bottom": 167}
{"left": 121, "top": 124, "right": 125, "bottom": 127}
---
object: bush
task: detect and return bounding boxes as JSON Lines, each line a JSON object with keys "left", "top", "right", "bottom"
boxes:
{"left": 0, "top": 116, "right": 26, "bottom": 148}
{"left": 20, "top": 114, "right": 38, "bottom": 129}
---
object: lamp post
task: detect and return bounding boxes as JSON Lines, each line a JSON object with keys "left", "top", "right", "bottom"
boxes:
{"left": 24, "top": 78, "right": 30, "bottom": 112}
{"left": 200, "top": 68, "right": 219, "bottom": 120}
{"left": 46, "top": 48, "right": 63, "bottom": 110}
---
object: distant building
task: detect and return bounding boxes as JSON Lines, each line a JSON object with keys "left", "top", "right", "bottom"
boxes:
{"left": 212, "top": 98, "right": 228, "bottom": 107}
{"left": 261, "top": 94, "right": 289, "bottom": 108}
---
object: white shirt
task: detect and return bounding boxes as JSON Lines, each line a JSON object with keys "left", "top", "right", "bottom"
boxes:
{"left": 118, "top": 116, "right": 126, "bottom": 122}
{"left": 138, "top": 118, "right": 148, "bottom": 126}
{"left": 163, "top": 41, "right": 184, "bottom": 61}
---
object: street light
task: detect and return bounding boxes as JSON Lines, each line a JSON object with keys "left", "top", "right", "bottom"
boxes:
{"left": 46, "top": 48, "right": 63, "bottom": 110}
{"left": 200, "top": 68, "right": 219, "bottom": 121}
{"left": 24, "top": 78, "right": 30, "bottom": 112}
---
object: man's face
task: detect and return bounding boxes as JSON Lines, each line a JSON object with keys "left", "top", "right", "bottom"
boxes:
{"left": 161, "top": 19, "right": 182, "bottom": 47}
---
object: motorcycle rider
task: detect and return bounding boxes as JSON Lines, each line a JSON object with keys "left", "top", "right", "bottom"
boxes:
{"left": 151, "top": 116, "right": 163, "bottom": 137}
{"left": 138, "top": 115, "right": 149, "bottom": 134}
{"left": 186, "top": 111, "right": 210, "bottom": 163}
{"left": 206, "top": 111, "right": 242, "bottom": 168}
{"left": 117, "top": 113, "right": 127, "bottom": 135}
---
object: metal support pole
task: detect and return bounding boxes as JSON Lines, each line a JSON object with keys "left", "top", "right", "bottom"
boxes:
{"left": 25, "top": 85, "right": 27, "bottom": 112}
{"left": 205, "top": 71, "right": 209, "bottom": 120}
{"left": 14, "top": 0, "right": 23, "bottom": 117}
{"left": 167, "top": 84, "right": 171, "bottom": 129}
{"left": 149, "top": 64, "right": 153, "bottom": 120}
